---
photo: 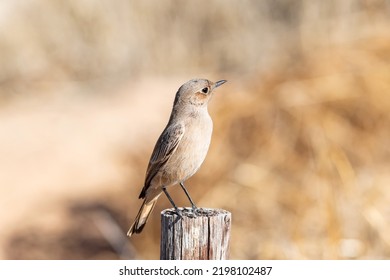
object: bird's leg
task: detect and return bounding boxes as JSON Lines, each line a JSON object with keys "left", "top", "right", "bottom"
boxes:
{"left": 162, "top": 187, "right": 182, "bottom": 217}
{"left": 179, "top": 182, "right": 198, "bottom": 213}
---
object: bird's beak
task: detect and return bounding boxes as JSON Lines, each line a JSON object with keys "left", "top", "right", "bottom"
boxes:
{"left": 214, "top": 80, "right": 227, "bottom": 89}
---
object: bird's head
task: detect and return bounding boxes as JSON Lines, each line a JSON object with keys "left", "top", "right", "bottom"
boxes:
{"left": 173, "top": 78, "right": 227, "bottom": 108}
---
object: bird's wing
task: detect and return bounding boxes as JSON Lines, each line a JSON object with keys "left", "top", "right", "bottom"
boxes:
{"left": 139, "top": 122, "right": 185, "bottom": 199}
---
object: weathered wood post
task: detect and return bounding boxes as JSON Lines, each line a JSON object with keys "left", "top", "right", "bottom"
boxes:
{"left": 160, "top": 207, "right": 231, "bottom": 260}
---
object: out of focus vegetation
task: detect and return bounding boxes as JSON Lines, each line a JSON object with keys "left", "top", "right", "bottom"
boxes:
{"left": 1, "top": 0, "right": 390, "bottom": 259}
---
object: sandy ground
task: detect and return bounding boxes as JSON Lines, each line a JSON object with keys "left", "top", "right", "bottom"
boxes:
{"left": 0, "top": 77, "right": 187, "bottom": 258}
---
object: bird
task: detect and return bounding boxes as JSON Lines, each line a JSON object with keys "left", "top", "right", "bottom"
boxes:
{"left": 127, "top": 78, "right": 227, "bottom": 236}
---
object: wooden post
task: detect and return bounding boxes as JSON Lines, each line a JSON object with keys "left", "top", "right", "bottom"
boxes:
{"left": 160, "top": 207, "right": 231, "bottom": 260}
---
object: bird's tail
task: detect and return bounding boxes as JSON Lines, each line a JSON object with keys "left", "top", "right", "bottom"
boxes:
{"left": 127, "top": 198, "right": 158, "bottom": 237}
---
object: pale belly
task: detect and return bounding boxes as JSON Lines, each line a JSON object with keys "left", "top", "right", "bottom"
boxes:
{"left": 161, "top": 116, "right": 213, "bottom": 185}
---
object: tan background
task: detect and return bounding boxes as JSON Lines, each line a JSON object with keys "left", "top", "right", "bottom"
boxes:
{"left": 1, "top": 0, "right": 390, "bottom": 259}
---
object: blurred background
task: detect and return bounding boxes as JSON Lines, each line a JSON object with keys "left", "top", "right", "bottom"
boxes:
{"left": 1, "top": 0, "right": 390, "bottom": 259}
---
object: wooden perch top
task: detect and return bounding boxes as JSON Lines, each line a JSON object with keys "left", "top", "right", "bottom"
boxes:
{"left": 160, "top": 207, "right": 231, "bottom": 260}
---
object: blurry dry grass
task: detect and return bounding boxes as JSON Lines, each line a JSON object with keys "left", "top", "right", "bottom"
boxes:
{"left": 212, "top": 43, "right": 390, "bottom": 259}
{"left": 1, "top": 0, "right": 390, "bottom": 259}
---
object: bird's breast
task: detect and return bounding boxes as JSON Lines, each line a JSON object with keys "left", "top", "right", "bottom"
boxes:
{"left": 165, "top": 112, "right": 213, "bottom": 182}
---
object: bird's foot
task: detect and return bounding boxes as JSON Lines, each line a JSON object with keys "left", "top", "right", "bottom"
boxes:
{"left": 183, "top": 205, "right": 199, "bottom": 218}
{"left": 169, "top": 206, "right": 202, "bottom": 218}
{"left": 173, "top": 207, "right": 183, "bottom": 218}
{"left": 192, "top": 205, "right": 199, "bottom": 215}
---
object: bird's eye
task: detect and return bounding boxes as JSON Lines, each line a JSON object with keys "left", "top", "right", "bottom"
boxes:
{"left": 202, "top": 87, "right": 209, "bottom": 93}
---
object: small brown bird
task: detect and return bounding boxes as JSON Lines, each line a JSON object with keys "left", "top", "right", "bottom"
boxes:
{"left": 127, "top": 78, "right": 227, "bottom": 236}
